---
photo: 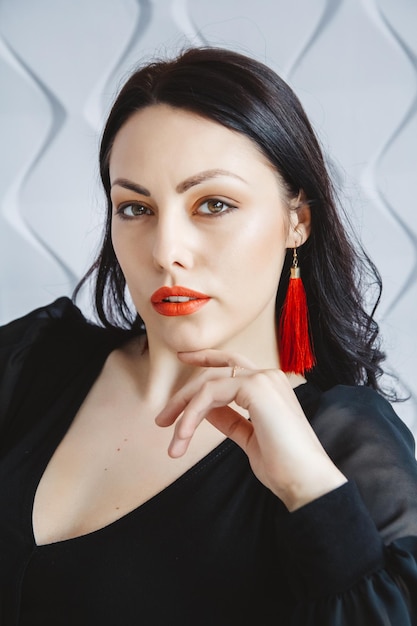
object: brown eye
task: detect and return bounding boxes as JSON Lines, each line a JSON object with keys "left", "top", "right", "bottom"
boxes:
{"left": 197, "top": 199, "right": 235, "bottom": 216}
{"left": 207, "top": 200, "right": 225, "bottom": 213}
{"left": 118, "top": 203, "right": 152, "bottom": 217}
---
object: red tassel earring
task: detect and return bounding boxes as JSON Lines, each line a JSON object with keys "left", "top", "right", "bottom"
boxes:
{"left": 279, "top": 247, "right": 316, "bottom": 375}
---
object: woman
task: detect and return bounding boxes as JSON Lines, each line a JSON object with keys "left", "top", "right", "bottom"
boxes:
{"left": 0, "top": 47, "right": 416, "bottom": 625}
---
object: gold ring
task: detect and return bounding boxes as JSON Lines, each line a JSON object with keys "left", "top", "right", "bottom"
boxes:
{"left": 231, "top": 365, "right": 240, "bottom": 378}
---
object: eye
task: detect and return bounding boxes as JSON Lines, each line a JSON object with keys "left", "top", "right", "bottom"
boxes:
{"left": 116, "top": 203, "right": 153, "bottom": 218}
{"left": 196, "top": 199, "right": 236, "bottom": 216}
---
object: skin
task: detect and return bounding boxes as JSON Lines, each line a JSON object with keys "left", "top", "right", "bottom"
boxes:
{"left": 33, "top": 104, "right": 346, "bottom": 545}
{"left": 110, "top": 106, "right": 292, "bottom": 368}
{"left": 110, "top": 104, "right": 347, "bottom": 511}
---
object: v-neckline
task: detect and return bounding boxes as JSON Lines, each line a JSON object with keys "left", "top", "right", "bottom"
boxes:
{"left": 29, "top": 346, "right": 235, "bottom": 549}
{"left": 28, "top": 339, "right": 313, "bottom": 549}
{"left": 32, "top": 435, "right": 235, "bottom": 549}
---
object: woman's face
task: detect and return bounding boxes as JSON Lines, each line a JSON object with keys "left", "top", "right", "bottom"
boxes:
{"left": 109, "top": 104, "right": 308, "bottom": 357}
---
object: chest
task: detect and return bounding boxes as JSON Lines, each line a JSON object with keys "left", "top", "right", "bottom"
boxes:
{"left": 19, "top": 441, "right": 289, "bottom": 625}
{"left": 0, "top": 368, "right": 292, "bottom": 624}
{"left": 32, "top": 376, "right": 227, "bottom": 545}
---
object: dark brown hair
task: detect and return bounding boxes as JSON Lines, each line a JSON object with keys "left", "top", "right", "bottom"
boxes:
{"left": 75, "top": 47, "right": 386, "bottom": 393}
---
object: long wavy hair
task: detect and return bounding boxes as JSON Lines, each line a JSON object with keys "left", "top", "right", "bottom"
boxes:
{"left": 75, "top": 47, "right": 386, "bottom": 393}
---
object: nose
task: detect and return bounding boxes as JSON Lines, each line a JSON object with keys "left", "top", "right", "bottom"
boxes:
{"left": 152, "top": 210, "right": 194, "bottom": 271}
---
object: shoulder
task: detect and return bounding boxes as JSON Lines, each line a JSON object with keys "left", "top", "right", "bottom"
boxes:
{"left": 0, "top": 296, "right": 81, "bottom": 345}
{"left": 0, "top": 296, "right": 128, "bottom": 353}
{"left": 0, "top": 297, "right": 113, "bottom": 374}
{"left": 306, "top": 384, "right": 417, "bottom": 541}
{"left": 309, "top": 384, "right": 415, "bottom": 456}
{"left": 0, "top": 298, "right": 129, "bottom": 436}
{"left": 0, "top": 297, "right": 82, "bottom": 383}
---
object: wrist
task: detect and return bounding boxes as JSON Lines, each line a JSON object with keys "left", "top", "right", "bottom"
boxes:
{"left": 273, "top": 462, "right": 347, "bottom": 512}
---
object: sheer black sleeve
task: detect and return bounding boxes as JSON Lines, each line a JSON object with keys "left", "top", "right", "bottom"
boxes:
{"left": 0, "top": 298, "right": 82, "bottom": 435}
{"left": 0, "top": 298, "right": 130, "bottom": 455}
{"left": 281, "top": 385, "right": 417, "bottom": 625}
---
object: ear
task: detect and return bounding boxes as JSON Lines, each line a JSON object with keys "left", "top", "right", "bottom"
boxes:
{"left": 285, "top": 191, "right": 311, "bottom": 248}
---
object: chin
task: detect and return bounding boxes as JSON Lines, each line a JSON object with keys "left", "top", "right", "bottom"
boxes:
{"left": 165, "top": 328, "right": 218, "bottom": 353}
{"left": 170, "top": 338, "right": 212, "bottom": 353}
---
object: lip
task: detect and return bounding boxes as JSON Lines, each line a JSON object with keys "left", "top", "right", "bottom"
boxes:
{"left": 151, "top": 286, "right": 211, "bottom": 317}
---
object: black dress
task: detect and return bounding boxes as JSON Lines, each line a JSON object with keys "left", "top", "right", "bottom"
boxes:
{"left": 0, "top": 298, "right": 416, "bottom": 625}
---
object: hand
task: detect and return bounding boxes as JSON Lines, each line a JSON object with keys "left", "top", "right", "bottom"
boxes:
{"left": 155, "top": 349, "right": 347, "bottom": 511}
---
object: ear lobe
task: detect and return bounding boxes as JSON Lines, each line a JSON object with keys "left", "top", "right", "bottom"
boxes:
{"left": 286, "top": 193, "right": 311, "bottom": 248}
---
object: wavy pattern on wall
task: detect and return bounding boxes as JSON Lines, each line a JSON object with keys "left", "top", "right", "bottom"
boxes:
{"left": 171, "top": 0, "right": 209, "bottom": 44}
{"left": 84, "top": 0, "right": 151, "bottom": 133}
{"left": 284, "top": 0, "right": 343, "bottom": 79}
{"left": 0, "top": 33, "right": 75, "bottom": 291}
{"left": 361, "top": 0, "right": 417, "bottom": 313}
{"left": 361, "top": 0, "right": 417, "bottom": 427}
{"left": 0, "top": 0, "right": 415, "bottom": 432}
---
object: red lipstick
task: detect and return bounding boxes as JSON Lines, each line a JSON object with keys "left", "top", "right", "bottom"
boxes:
{"left": 151, "top": 286, "right": 210, "bottom": 316}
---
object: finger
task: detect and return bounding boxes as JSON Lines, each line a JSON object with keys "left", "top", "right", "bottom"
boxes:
{"left": 155, "top": 394, "right": 189, "bottom": 427}
{"left": 155, "top": 364, "right": 247, "bottom": 427}
{"left": 169, "top": 404, "right": 253, "bottom": 458}
{"left": 166, "top": 377, "right": 247, "bottom": 456}
{"left": 177, "top": 348, "right": 256, "bottom": 370}
{"left": 206, "top": 405, "right": 253, "bottom": 450}
{"left": 155, "top": 375, "right": 229, "bottom": 427}
{"left": 168, "top": 377, "right": 239, "bottom": 439}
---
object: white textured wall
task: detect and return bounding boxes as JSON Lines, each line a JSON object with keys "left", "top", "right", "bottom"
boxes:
{"left": 0, "top": 0, "right": 416, "bottom": 433}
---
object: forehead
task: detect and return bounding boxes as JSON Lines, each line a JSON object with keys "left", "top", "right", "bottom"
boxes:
{"left": 109, "top": 104, "right": 276, "bottom": 178}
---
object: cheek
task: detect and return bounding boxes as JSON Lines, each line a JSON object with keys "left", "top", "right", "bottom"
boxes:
{"left": 225, "top": 217, "right": 288, "bottom": 286}
{"left": 111, "top": 223, "right": 142, "bottom": 272}
{"left": 110, "top": 221, "right": 123, "bottom": 261}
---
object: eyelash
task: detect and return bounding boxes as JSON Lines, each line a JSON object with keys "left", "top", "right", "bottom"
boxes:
{"left": 115, "top": 203, "right": 153, "bottom": 219}
{"left": 115, "top": 198, "right": 237, "bottom": 220}
{"left": 195, "top": 198, "right": 237, "bottom": 217}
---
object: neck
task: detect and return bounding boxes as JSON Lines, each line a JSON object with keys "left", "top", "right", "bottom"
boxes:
{"left": 128, "top": 318, "right": 305, "bottom": 408}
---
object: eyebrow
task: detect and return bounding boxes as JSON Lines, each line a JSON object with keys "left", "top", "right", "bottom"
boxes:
{"left": 175, "top": 169, "right": 246, "bottom": 193}
{"left": 111, "top": 178, "right": 150, "bottom": 196}
{"left": 111, "top": 169, "right": 246, "bottom": 196}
